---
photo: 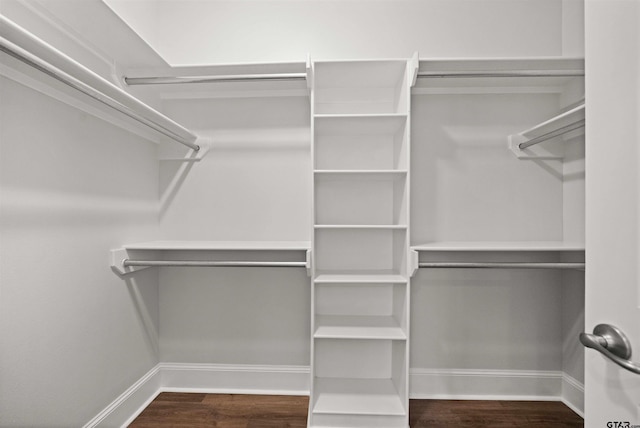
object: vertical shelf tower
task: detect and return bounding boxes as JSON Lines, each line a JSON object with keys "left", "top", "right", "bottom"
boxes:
{"left": 309, "top": 56, "right": 418, "bottom": 428}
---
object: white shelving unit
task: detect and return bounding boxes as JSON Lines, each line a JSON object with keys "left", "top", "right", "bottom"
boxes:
{"left": 309, "top": 57, "right": 417, "bottom": 428}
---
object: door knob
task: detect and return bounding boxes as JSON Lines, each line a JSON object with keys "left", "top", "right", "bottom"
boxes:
{"left": 580, "top": 324, "right": 640, "bottom": 375}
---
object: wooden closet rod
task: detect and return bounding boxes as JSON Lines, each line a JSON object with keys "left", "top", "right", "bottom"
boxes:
{"left": 0, "top": 16, "right": 200, "bottom": 151}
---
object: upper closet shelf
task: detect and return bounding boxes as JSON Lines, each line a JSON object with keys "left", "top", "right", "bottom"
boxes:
{"left": 508, "top": 102, "right": 585, "bottom": 159}
{"left": 412, "top": 241, "right": 585, "bottom": 252}
{"left": 124, "top": 60, "right": 311, "bottom": 100}
{"left": 0, "top": 16, "right": 203, "bottom": 154}
{"left": 414, "top": 57, "right": 584, "bottom": 94}
{"left": 122, "top": 240, "right": 311, "bottom": 251}
{"left": 111, "top": 241, "right": 311, "bottom": 275}
{"left": 314, "top": 113, "right": 407, "bottom": 119}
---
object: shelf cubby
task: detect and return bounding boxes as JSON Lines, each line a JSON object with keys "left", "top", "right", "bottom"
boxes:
{"left": 315, "top": 282, "right": 407, "bottom": 340}
{"left": 311, "top": 378, "right": 407, "bottom": 428}
{"left": 315, "top": 172, "right": 407, "bottom": 226}
{"left": 314, "top": 114, "right": 408, "bottom": 171}
{"left": 311, "top": 338, "right": 407, "bottom": 426}
{"left": 313, "top": 60, "right": 410, "bottom": 115}
{"left": 314, "top": 315, "right": 406, "bottom": 340}
{"left": 315, "top": 228, "right": 408, "bottom": 275}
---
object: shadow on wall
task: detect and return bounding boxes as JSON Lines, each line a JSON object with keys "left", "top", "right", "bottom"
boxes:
{"left": 124, "top": 269, "right": 160, "bottom": 358}
{"left": 159, "top": 160, "right": 197, "bottom": 220}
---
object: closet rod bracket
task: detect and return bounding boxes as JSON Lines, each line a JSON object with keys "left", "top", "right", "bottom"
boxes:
{"left": 410, "top": 250, "right": 420, "bottom": 277}
{"left": 306, "top": 249, "right": 312, "bottom": 277}
{"left": 508, "top": 133, "right": 564, "bottom": 160}
{"left": 159, "top": 137, "right": 212, "bottom": 162}
{"left": 110, "top": 248, "right": 151, "bottom": 275}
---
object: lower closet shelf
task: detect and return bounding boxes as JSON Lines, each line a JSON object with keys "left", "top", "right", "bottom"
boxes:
{"left": 312, "top": 377, "right": 406, "bottom": 416}
{"left": 314, "top": 270, "right": 408, "bottom": 283}
{"left": 314, "top": 315, "right": 406, "bottom": 340}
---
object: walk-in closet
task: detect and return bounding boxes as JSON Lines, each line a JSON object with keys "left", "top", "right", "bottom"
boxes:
{"left": 1, "top": 1, "right": 638, "bottom": 427}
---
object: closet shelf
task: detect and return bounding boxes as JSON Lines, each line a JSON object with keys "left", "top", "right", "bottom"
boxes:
{"left": 413, "top": 58, "right": 584, "bottom": 94}
{"left": 111, "top": 241, "right": 311, "bottom": 275}
{"left": 314, "top": 169, "right": 408, "bottom": 175}
{"left": 410, "top": 242, "right": 585, "bottom": 275}
{"left": 312, "top": 377, "right": 406, "bottom": 416}
{"left": 315, "top": 114, "right": 407, "bottom": 136}
{"left": 314, "top": 270, "right": 407, "bottom": 284}
{"left": 315, "top": 225, "right": 407, "bottom": 230}
{"left": 314, "top": 315, "right": 406, "bottom": 340}
{"left": 121, "top": 240, "right": 311, "bottom": 251}
{"left": 411, "top": 241, "right": 585, "bottom": 252}
{"left": 314, "top": 113, "right": 407, "bottom": 119}
{"left": 0, "top": 16, "right": 201, "bottom": 151}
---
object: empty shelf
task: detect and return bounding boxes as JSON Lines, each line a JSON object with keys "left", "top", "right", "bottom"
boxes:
{"left": 314, "top": 270, "right": 408, "bottom": 283}
{"left": 314, "top": 169, "right": 408, "bottom": 175}
{"left": 122, "top": 240, "right": 311, "bottom": 251}
{"left": 312, "top": 377, "right": 405, "bottom": 416}
{"left": 411, "top": 241, "right": 585, "bottom": 252}
{"left": 314, "top": 315, "right": 406, "bottom": 340}
{"left": 314, "top": 114, "right": 407, "bottom": 136}
{"left": 314, "top": 225, "right": 408, "bottom": 230}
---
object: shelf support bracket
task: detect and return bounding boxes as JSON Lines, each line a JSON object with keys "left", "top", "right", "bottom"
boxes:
{"left": 305, "top": 249, "right": 312, "bottom": 277}
{"left": 306, "top": 54, "right": 313, "bottom": 91}
{"left": 409, "top": 52, "right": 420, "bottom": 87}
{"left": 410, "top": 249, "right": 420, "bottom": 277}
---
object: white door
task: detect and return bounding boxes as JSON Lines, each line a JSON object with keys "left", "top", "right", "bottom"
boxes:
{"left": 584, "top": 0, "right": 640, "bottom": 426}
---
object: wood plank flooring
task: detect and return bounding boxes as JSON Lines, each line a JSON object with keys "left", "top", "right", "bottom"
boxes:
{"left": 129, "top": 393, "right": 583, "bottom": 427}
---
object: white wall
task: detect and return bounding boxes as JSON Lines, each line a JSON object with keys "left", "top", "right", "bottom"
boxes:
{"left": 156, "top": 94, "right": 312, "bottom": 364}
{"left": 409, "top": 91, "right": 567, "bottom": 374}
{"left": 411, "top": 269, "right": 564, "bottom": 371}
{"left": 106, "top": 0, "right": 564, "bottom": 65}
{"left": 159, "top": 96, "right": 311, "bottom": 242}
{"left": 159, "top": 267, "right": 310, "bottom": 365}
{"left": 101, "top": 0, "right": 160, "bottom": 53}
{"left": 410, "top": 93, "right": 564, "bottom": 244}
{"left": 563, "top": 0, "right": 586, "bottom": 57}
{"left": 0, "top": 74, "right": 160, "bottom": 426}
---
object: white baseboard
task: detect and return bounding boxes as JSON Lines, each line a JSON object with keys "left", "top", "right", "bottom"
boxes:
{"left": 409, "top": 368, "right": 563, "bottom": 400}
{"left": 159, "top": 362, "right": 310, "bottom": 396}
{"left": 86, "top": 363, "right": 310, "bottom": 427}
{"left": 87, "top": 365, "right": 584, "bottom": 427}
{"left": 561, "top": 373, "right": 585, "bottom": 417}
{"left": 83, "top": 365, "right": 162, "bottom": 428}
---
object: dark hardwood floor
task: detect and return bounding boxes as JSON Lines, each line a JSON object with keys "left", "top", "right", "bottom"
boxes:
{"left": 129, "top": 393, "right": 583, "bottom": 427}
